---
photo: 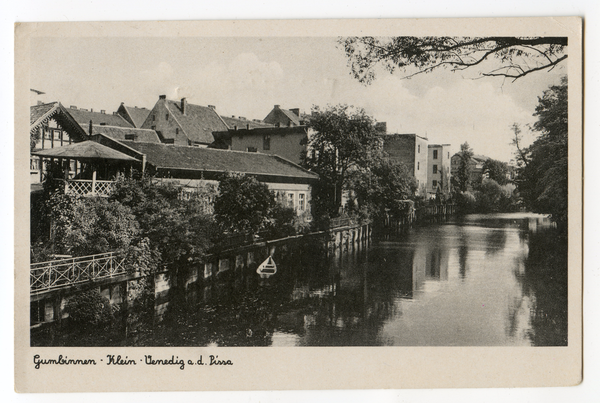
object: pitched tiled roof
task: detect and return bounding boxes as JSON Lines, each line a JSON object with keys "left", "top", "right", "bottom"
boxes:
{"left": 30, "top": 102, "right": 58, "bottom": 126}
{"left": 32, "top": 140, "right": 139, "bottom": 161}
{"left": 121, "top": 105, "right": 151, "bottom": 128}
{"left": 67, "top": 107, "right": 133, "bottom": 128}
{"left": 165, "top": 100, "right": 228, "bottom": 144}
{"left": 263, "top": 106, "right": 302, "bottom": 127}
{"left": 120, "top": 141, "right": 318, "bottom": 181}
{"left": 221, "top": 116, "right": 274, "bottom": 129}
{"left": 90, "top": 125, "right": 160, "bottom": 143}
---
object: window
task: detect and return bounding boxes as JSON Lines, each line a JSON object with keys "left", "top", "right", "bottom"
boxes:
{"left": 165, "top": 113, "right": 169, "bottom": 120}
{"left": 263, "top": 134, "right": 271, "bottom": 150}
{"left": 30, "top": 157, "right": 39, "bottom": 171}
{"left": 151, "top": 125, "right": 156, "bottom": 130}
{"left": 125, "top": 134, "right": 135, "bottom": 140}
{"left": 448, "top": 152, "right": 450, "bottom": 159}
{"left": 152, "top": 115, "right": 155, "bottom": 121}
{"left": 246, "top": 147, "right": 257, "bottom": 152}
{"left": 418, "top": 144, "right": 421, "bottom": 153}
{"left": 432, "top": 180, "right": 438, "bottom": 188}
{"left": 433, "top": 165, "right": 438, "bottom": 174}
{"left": 298, "top": 193, "right": 305, "bottom": 211}
{"left": 417, "top": 162, "right": 420, "bottom": 170}
{"left": 433, "top": 150, "right": 438, "bottom": 159}
{"left": 288, "top": 193, "right": 294, "bottom": 208}
{"left": 175, "top": 128, "right": 179, "bottom": 135}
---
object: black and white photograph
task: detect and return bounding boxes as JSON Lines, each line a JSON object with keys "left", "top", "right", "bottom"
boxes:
{"left": 14, "top": 17, "right": 583, "bottom": 392}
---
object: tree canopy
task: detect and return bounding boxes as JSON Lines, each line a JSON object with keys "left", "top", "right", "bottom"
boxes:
{"left": 302, "top": 104, "right": 382, "bottom": 216}
{"left": 213, "top": 173, "right": 275, "bottom": 234}
{"left": 515, "top": 76, "right": 568, "bottom": 228}
{"left": 483, "top": 159, "right": 510, "bottom": 185}
{"left": 339, "top": 36, "right": 567, "bottom": 84}
{"left": 453, "top": 142, "right": 474, "bottom": 192}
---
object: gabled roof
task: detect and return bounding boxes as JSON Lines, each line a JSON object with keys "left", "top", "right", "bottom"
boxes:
{"left": 118, "top": 104, "right": 151, "bottom": 128}
{"left": 67, "top": 107, "right": 133, "bottom": 128}
{"left": 32, "top": 140, "right": 139, "bottom": 161}
{"left": 221, "top": 116, "right": 274, "bottom": 130}
{"left": 119, "top": 141, "right": 318, "bottom": 181}
{"left": 452, "top": 152, "right": 489, "bottom": 163}
{"left": 30, "top": 102, "right": 89, "bottom": 141}
{"left": 89, "top": 124, "right": 160, "bottom": 143}
{"left": 164, "top": 100, "right": 229, "bottom": 144}
{"left": 263, "top": 105, "right": 301, "bottom": 127}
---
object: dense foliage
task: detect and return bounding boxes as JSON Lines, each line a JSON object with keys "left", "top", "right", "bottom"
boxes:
{"left": 213, "top": 173, "right": 276, "bottom": 234}
{"left": 347, "top": 157, "right": 417, "bottom": 220}
{"left": 515, "top": 76, "right": 568, "bottom": 228}
{"left": 482, "top": 159, "right": 510, "bottom": 185}
{"left": 302, "top": 104, "right": 382, "bottom": 217}
{"left": 453, "top": 142, "right": 474, "bottom": 192}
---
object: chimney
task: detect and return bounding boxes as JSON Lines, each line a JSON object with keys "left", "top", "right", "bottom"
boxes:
{"left": 290, "top": 108, "right": 300, "bottom": 117}
{"left": 181, "top": 98, "right": 187, "bottom": 115}
{"left": 70, "top": 105, "right": 77, "bottom": 109}
{"left": 37, "top": 100, "right": 43, "bottom": 105}
{"left": 90, "top": 108, "right": 94, "bottom": 112}
{"left": 208, "top": 105, "right": 216, "bottom": 110}
{"left": 101, "top": 110, "right": 106, "bottom": 114}
{"left": 246, "top": 124, "right": 250, "bottom": 129}
{"left": 239, "top": 116, "right": 246, "bottom": 120}
{"left": 88, "top": 120, "right": 93, "bottom": 135}
{"left": 159, "top": 95, "right": 166, "bottom": 99}
{"left": 274, "top": 104, "right": 280, "bottom": 109}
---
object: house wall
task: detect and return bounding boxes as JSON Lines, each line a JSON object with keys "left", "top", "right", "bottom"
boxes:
{"left": 230, "top": 131, "right": 307, "bottom": 164}
{"left": 155, "top": 177, "right": 313, "bottom": 218}
{"left": 31, "top": 119, "right": 77, "bottom": 184}
{"left": 382, "top": 134, "right": 428, "bottom": 195}
{"left": 141, "top": 100, "right": 189, "bottom": 146}
{"left": 450, "top": 153, "right": 486, "bottom": 186}
{"left": 427, "top": 145, "right": 452, "bottom": 198}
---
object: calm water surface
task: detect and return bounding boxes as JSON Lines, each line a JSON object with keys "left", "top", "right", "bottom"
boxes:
{"left": 33, "top": 213, "right": 568, "bottom": 347}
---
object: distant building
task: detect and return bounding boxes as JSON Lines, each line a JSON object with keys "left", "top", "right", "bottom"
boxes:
{"left": 94, "top": 136, "right": 318, "bottom": 217}
{"left": 141, "top": 96, "right": 229, "bottom": 146}
{"left": 263, "top": 105, "right": 306, "bottom": 127}
{"left": 66, "top": 104, "right": 133, "bottom": 128}
{"left": 450, "top": 152, "right": 490, "bottom": 185}
{"left": 116, "top": 103, "right": 152, "bottom": 128}
{"left": 214, "top": 126, "right": 309, "bottom": 165}
{"left": 380, "top": 133, "right": 429, "bottom": 196}
{"left": 427, "top": 144, "right": 452, "bottom": 198}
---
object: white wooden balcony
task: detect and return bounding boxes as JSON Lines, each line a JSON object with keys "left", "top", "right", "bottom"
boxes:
{"left": 57, "top": 177, "right": 115, "bottom": 197}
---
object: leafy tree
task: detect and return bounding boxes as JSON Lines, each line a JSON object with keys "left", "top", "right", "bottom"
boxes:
{"left": 482, "top": 159, "right": 510, "bottom": 185}
{"left": 453, "top": 142, "right": 474, "bottom": 192}
{"left": 348, "top": 157, "right": 417, "bottom": 220}
{"left": 517, "top": 76, "right": 568, "bottom": 228}
{"left": 213, "top": 173, "right": 275, "bottom": 234}
{"left": 339, "top": 36, "right": 567, "bottom": 84}
{"left": 111, "top": 172, "right": 216, "bottom": 268}
{"left": 302, "top": 104, "right": 382, "bottom": 216}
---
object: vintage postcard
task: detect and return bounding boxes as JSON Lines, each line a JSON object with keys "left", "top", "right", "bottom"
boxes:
{"left": 14, "top": 17, "right": 582, "bottom": 392}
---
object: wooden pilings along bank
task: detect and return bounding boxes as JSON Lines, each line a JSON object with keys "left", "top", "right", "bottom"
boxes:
{"left": 380, "top": 203, "right": 457, "bottom": 232}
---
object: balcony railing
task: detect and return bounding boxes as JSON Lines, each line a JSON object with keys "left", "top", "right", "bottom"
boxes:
{"left": 30, "top": 252, "right": 127, "bottom": 293}
{"left": 58, "top": 178, "right": 115, "bottom": 197}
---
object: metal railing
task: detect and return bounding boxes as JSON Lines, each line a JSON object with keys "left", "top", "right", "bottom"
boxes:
{"left": 30, "top": 252, "right": 127, "bottom": 293}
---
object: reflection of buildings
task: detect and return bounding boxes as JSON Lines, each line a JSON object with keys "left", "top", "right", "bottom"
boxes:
{"left": 411, "top": 241, "right": 450, "bottom": 292}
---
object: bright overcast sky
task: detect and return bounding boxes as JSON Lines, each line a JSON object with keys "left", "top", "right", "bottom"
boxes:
{"left": 30, "top": 36, "right": 566, "bottom": 162}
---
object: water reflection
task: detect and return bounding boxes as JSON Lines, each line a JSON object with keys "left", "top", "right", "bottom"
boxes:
{"left": 31, "top": 213, "right": 567, "bottom": 347}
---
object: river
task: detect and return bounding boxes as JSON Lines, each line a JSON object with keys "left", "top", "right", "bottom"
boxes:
{"left": 31, "top": 212, "right": 568, "bottom": 347}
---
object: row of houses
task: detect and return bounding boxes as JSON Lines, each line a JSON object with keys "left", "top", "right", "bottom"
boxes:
{"left": 31, "top": 94, "right": 487, "bottom": 219}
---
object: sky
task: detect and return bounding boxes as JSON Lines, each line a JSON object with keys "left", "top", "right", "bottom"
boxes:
{"left": 30, "top": 36, "right": 566, "bottom": 162}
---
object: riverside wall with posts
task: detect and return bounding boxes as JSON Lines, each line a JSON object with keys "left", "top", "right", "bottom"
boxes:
{"left": 29, "top": 221, "right": 373, "bottom": 328}
{"left": 30, "top": 205, "right": 454, "bottom": 329}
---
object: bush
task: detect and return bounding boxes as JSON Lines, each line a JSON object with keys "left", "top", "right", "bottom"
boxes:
{"left": 66, "top": 288, "right": 113, "bottom": 326}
